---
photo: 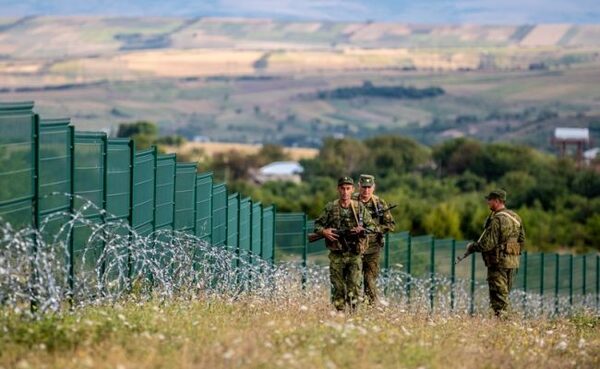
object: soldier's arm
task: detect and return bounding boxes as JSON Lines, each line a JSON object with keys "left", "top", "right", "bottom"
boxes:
{"left": 313, "top": 203, "right": 332, "bottom": 235}
{"left": 471, "top": 216, "right": 501, "bottom": 253}
{"left": 518, "top": 218, "right": 526, "bottom": 248}
{"left": 379, "top": 198, "right": 396, "bottom": 234}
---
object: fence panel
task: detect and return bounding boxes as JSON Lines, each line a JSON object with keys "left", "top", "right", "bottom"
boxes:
{"left": 227, "top": 193, "right": 239, "bottom": 250}
{"left": 105, "top": 138, "right": 133, "bottom": 280}
{"left": 261, "top": 206, "right": 275, "bottom": 263}
{"left": 386, "top": 231, "right": 410, "bottom": 271}
{"left": 195, "top": 172, "right": 213, "bottom": 242}
{"left": 174, "top": 163, "right": 196, "bottom": 232}
{"left": 239, "top": 197, "right": 251, "bottom": 260}
{"left": 409, "top": 235, "right": 432, "bottom": 278}
{"left": 251, "top": 202, "right": 262, "bottom": 262}
{"left": 132, "top": 148, "right": 156, "bottom": 237}
{"left": 584, "top": 254, "right": 597, "bottom": 300}
{"left": 211, "top": 183, "right": 227, "bottom": 246}
{"left": 155, "top": 154, "right": 175, "bottom": 231}
{"left": 37, "top": 119, "right": 72, "bottom": 241}
{"left": 275, "top": 213, "right": 306, "bottom": 263}
{"left": 106, "top": 139, "right": 132, "bottom": 222}
{"left": 72, "top": 132, "right": 106, "bottom": 279}
{"left": 0, "top": 102, "right": 36, "bottom": 229}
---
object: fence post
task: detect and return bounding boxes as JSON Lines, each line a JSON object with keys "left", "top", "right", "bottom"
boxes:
{"left": 384, "top": 232, "right": 390, "bottom": 296}
{"left": 68, "top": 126, "right": 75, "bottom": 296}
{"left": 596, "top": 255, "right": 599, "bottom": 310}
{"left": 100, "top": 134, "right": 108, "bottom": 279}
{"left": 522, "top": 251, "right": 528, "bottom": 292}
{"left": 554, "top": 253, "right": 560, "bottom": 314}
{"left": 406, "top": 233, "right": 412, "bottom": 302}
{"left": 582, "top": 254, "right": 586, "bottom": 297}
{"left": 31, "top": 114, "right": 40, "bottom": 312}
{"left": 127, "top": 139, "right": 134, "bottom": 281}
{"left": 450, "top": 239, "right": 456, "bottom": 311}
{"left": 569, "top": 254, "right": 573, "bottom": 306}
{"left": 271, "top": 205, "right": 277, "bottom": 264}
{"left": 540, "top": 252, "right": 545, "bottom": 310}
{"left": 384, "top": 233, "right": 390, "bottom": 270}
{"left": 302, "top": 213, "right": 307, "bottom": 289}
{"left": 470, "top": 252, "right": 475, "bottom": 315}
{"left": 429, "top": 237, "right": 435, "bottom": 311}
{"left": 522, "top": 251, "right": 528, "bottom": 310}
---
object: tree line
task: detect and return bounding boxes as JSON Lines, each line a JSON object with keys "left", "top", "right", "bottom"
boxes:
{"left": 116, "top": 121, "right": 600, "bottom": 252}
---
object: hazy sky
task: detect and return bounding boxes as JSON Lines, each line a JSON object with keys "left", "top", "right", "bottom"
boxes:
{"left": 0, "top": 0, "right": 598, "bottom": 23}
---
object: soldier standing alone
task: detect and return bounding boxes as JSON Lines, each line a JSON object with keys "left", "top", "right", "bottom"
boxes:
{"left": 353, "top": 174, "right": 395, "bottom": 305}
{"left": 465, "top": 189, "right": 525, "bottom": 317}
{"left": 314, "top": 176, "right": 377, "bottom": 312}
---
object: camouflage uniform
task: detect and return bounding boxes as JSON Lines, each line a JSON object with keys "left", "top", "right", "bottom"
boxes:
{"left": 470, "top": 191, "right": 525, "bottom": 316}
{"left": 352, "top": 179, "right": 395, "bottom": 304}
{"left": 314, "top": 195, "right": 377, "bottom": 311}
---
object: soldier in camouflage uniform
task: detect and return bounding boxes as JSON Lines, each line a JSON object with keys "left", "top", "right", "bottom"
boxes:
{"left": 466, "top": 189, "right": 525, "bottom": 317}
{"left": 352, "top": 174, "right": 395, "bottom": 305}
{"left": 314, "top": 176, "right": 377, "bottom": 312}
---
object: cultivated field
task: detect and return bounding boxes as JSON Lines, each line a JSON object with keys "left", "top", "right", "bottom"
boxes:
{"left": 163, "top": 142, "right": 318, "bottom": 161}
{"left": 1, "top": 17, "right": 600, "bottom": 149}
{"left": 1, "top": 297, "right": 598, "bottom": 369}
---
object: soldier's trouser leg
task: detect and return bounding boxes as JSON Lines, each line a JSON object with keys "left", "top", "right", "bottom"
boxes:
{"left": 344, "top": 254, "right": 363, "bottom": 310}
{"left": 487, "top": 267, "right": 515, "bottom": 316}
{"left": 362, "top": 251, "right": 381, "bottom": 304}
{"left": 329, "top": 252, "right": 346, "bottom": 311}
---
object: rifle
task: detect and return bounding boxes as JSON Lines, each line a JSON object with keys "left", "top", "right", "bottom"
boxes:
{"left": 371, "top": 204, "right": 397, "bottom": 220}
{"left": 307, "top": 228, "right": 375, "bottom": 243}
{"left": 455, "top": 242, "right": 475, "bottom": 265}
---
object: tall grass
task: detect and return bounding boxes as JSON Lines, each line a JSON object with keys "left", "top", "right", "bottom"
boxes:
{"left": 1, "top": 295, "right": 598, "bottom": 369}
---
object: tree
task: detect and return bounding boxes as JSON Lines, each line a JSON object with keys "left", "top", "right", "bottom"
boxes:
{"left": 302, "top": 137, "right": 369, "bottom": 180}
{"left": 422, "top": 202, "right": 462, "bottom": 239}
{"left": 432, "top": 138, "right": 483, "bottom": 176}
{"left": 362, "top": 136, "right": 430, "bottom": 179}
{"left": 253, "top": 144, "right": 290, "bottom": 166}
{"left": 116, "top": 121, "right": 159, "bottom": 150}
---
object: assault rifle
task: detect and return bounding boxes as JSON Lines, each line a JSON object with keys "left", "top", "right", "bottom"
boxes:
{"left": 371, "top": 204, "right": 397, "bottom": 220}
{"left": 455, "top": 242, "right": 475, "bottom": 265}
{"left": 307, "top": 228, "right": 375, "bottom": 243}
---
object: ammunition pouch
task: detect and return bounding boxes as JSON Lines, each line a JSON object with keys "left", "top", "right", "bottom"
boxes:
{"left": 503, "top": 238, "right": 521, "bottom": 256}
{"left": 482, "top": 248, "right": 500, "bottom": 267}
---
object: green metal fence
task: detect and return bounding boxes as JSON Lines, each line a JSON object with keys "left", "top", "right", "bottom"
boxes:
{"left": 1, "top": 101, "right": 598, "bottom": 312}
{"left": 0, "top": 101, "right": 277, "bottom": 295}
{"left": 0, "top": 102, "right": 36, "bottom": 230}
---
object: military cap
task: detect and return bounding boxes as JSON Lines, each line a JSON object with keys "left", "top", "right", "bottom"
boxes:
{"left": 485, "top": 189, "right": 507, "bottom": 201}
{"left": 359, "top": 174, "right": 375, "bottom": 187}
{"left": 338, "top": 176, "right": 354, "bottom": 186}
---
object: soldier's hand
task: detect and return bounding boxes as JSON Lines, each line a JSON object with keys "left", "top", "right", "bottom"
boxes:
{"left": 466, "top": 242, "right": 475, "bottom": 254}
{"left": 350, "top": 226, "right": 365, "bottom": 235}
{"left": 322, "top": 228, "right": 339, "bottom": 241}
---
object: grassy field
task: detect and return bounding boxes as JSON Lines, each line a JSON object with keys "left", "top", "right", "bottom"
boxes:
{"left": 1, "top": 296, "right": 598, "bottom": 369}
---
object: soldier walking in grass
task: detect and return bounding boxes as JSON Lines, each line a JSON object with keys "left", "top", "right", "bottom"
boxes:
{"left": 352, "top": 174, "right": 395, "bottom": 305}
{"left": 463, "top": 189, "right": 525, "bottom": 317}
{"left": 314, "top": 176, "right": 377, "bottom": 312}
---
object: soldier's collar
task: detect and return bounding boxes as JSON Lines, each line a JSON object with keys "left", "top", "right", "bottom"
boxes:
{"left": 359, "top": 195, "right": 372, "bottom": 203}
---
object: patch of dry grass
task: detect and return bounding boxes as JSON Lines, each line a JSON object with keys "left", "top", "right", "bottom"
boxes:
{"left": 164, "top": 142, "right": 318, "bottom": 162}
{"left": 1, "top": 297, "right": 598, "bottom": 369}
